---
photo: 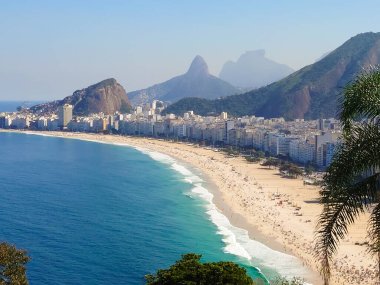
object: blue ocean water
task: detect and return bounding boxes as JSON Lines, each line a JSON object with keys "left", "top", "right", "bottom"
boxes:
{"left": 0, "top": 132, "right": 313, "bottom": 284}
{"left": 0, "top": 101, "right": 43, "bottom": 112}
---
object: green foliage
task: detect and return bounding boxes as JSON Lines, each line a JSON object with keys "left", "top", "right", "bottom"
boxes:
{"left": 279, "top": 163, "right": 303, "bottom": 178}
{"left": 245, "top": 156, "right": 261, "bottom": 163}
{"left": 145, "top": 253, "right": 254, "bottom": 285}
{"left": 261, "top": 158, "right": 279, "bottom": 169}
{"left": 304, "top": 163, "right": 316, "bottom": 175}
{"left": 256, "top": 151, "right": 265, "bottom": 159}
{"left": 244, "top": 150, "right": 265, "bottom": 163}
{"left": 0, "top": 242, "right": 29, "bottom": 285}
{"left": 340, "top": 66, "right": 380, "bottom": 134}
{"left": 315, "top": 67, "right": 380, "bottom": 284}
{"left": 220, "top": 148, "right": 240, "bottom": 156}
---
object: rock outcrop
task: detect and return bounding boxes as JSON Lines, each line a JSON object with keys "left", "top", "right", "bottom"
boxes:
{"left": 31, "top": 78, "right": 131, "bottom": 116}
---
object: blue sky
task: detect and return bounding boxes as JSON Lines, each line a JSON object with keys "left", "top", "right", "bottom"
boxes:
{"left": 1, "top": 0, "right": 380, "bottom": 100}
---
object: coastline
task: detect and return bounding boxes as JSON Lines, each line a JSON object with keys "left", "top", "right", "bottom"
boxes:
{"left": 2, "top": 129, "right": 377, "bottom": 284}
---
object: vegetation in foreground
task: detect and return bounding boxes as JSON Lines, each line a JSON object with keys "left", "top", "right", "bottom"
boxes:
{"left": 0, "top": 242, "right": 29, "bottom": 285}
{"left": 261, "top": 158, "right": 303, "bottom": 178}
{"left": 145, "top": 253, "right": 304, "bottom": 285}
{"left": 145, "top": 253, "right": 255, "bottom": 285}
{"left": 0, "top": 242, "right": 305, "bottom": 285}
{"left": 315, "top": 67, "right": 380, "bottom": 284}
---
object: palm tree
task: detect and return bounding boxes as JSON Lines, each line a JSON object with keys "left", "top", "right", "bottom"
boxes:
{"left": 315, "top": 67, "right": 380, "bottom": 284}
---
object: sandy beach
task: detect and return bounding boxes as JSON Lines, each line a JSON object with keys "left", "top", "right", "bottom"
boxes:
{"left": 2, "top": 130, "right": 378, "bottom": 285}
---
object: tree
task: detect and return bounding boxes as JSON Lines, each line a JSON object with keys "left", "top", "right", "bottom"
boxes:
{"left": 304, "top": 163, "right": 315, "bottom": 176}
{"left": 287, "top": 164, "right": 303, "bottom": 178}
{"left": 245, "top": 156, "right": 261, "bottom": 163}
{"left": 278, "top": 163, "right": 302, "bottom": 178}
{"left": 0, "top": 242, "right": 29, "bottom": 285}
{"left": 256, "top": 151, "right": 265, "bottom": 159}
{"left": 315, "top": 67, "right": 380, "bottom": 284}
{"left": 261, "top": 158, "right": 279, "bottom": 169}
{"left": 279, "top": 163, "right": 290, "bottom": 173}
{"left": 145, "top": 253, "right": 254, "bottom": 285}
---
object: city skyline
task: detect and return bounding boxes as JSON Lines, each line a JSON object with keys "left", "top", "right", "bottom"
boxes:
{"left": 1, "top": 0, "right": 380, "bottom": 100}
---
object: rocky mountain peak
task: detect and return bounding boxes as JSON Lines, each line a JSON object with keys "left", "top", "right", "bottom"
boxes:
{"left": 186, "top": 55, "right": 209, "bottom": 77}
{"left": 219, "top": 49, "right": 294, "bottom": 89}
{"left": 30, "top": 78, "right": 132, "bottom": 116}
{"left": 240, "top": 49, "right": 266, "bottom": 59}
{"left": 166, "top": 32, "right": 380, "bottom": 120}
{"left": 127, "top": 55, "right": 239, "bottom": 106}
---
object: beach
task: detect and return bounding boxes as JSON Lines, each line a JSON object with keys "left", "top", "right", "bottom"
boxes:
{"left": 2, "top": 130, "right": 378, "bottom": 285}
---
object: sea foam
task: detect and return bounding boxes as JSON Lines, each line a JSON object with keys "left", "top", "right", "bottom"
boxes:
{"left": 131, "top": 146, "right": 312, "bottom": 282}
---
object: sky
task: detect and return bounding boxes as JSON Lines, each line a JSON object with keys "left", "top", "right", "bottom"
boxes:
{"left": 1, "top": 0, "right": 380, "bottom": 101}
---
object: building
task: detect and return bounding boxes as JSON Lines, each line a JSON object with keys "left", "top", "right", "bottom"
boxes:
{"left": 0, "top": 116, "right": 5, "bottom": 128}
{"left": 224, "top": 120, "right": 234, "bottom": 143}
{"left": 11, "top": 116, "right": 30, "bottom": 129}
{"left": 37, "top": 117, "right": 48, "bottom": 130}
{"left": 315, "top": 131, "right": 340, "bottom": 168}
{"left": 58, "top": 104, "right": 73, "bottom": 129}
{"left": 289, "top": 139, "right": 315, "bottom": 164}
{"left": 220, "top": 112, "right": 228, "bottom": 120}
{"left": 47, "top": 119, "right": 59, "bottom": 131}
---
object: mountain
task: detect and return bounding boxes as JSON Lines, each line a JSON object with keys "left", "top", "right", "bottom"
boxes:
{"left": 128, "top": 55, "right": 240, "bottom": 106}
{"left": 219, "top": 50, "right": 294, "bottom": 88}
{"left": 30, "top": 78, "right": 131, "bottom": 115}
{"left": 164, "top": 32, "right": 380, "bottom": 120}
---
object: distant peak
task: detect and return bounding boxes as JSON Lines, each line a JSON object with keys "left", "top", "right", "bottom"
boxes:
{"left": 187, "top": 55, "right": 209, "bottom": 76}
{"left": 90, "top": 78, "right": 118, "bottom": 90}
{"left": 98, "top": 78, "right": 117, "bottom": 85}
{"left": 243, "top": 49, "right": 266, "bottom": 57}
{"left": 236, "top": 50, "right": 267, "bottom": 62}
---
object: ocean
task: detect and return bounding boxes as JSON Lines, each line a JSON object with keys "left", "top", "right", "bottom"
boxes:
{"left": 0, "top": 132, "right": 309, "bottom": 284}
{"left": 0, "top": 101, "right": 43, "bottom": 112}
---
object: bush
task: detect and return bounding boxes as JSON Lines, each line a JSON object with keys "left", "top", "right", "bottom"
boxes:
{"left": 145, "top": 253, "right": 254, "bottom": 285}
{"left": 0, "top": 242, "right": 30, "bottom": 285}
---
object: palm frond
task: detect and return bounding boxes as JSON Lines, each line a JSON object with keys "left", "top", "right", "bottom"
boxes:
{"left": 316, "top": 173, "right": 379, "bottom": 284}
{"left": 339, "top": 66, "right": 380, "bottom": 133}
{"left": 316, "top": 122, "right": 380, "bottom": 284}
{"left": 368, "top": 202, "right": 380, "bottom": 255}
{"left": 323, "top": 123, "right": 380, "bottom": 195}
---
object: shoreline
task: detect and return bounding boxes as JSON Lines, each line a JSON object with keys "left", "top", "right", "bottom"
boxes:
{"left": 2, "top": 129, "right": 377, "bottom": 284}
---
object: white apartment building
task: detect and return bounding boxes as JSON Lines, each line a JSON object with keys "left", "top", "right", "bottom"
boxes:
{"left": 37, "top": 117, "right": 48, "bottom": 130}
{"left": 315, "top": 131, "right": 340, "bottom": 168}
{"left": 289, "top": 139, "right": 315, "bottom": 164}
{"left": 47, "top": 119, "right": 59, "bottom": 131}
{"left": 220, "top": 112, "right": 228, "bottom": 120}
{"left": 11, "top": 116, "right": 30, "bottom": 129}
{"left": 58, "top": 104, "right": 73, "bottom": 128}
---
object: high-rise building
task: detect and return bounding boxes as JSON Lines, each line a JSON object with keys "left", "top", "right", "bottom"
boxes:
{"left": 224, "top": 120, "right": 234, "bottom": 143}
{"left": 58, "top": 104, "right": 73, "bottom": 129}
{"left": 0, "top": 116, "right": 5, "bottom": 128}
